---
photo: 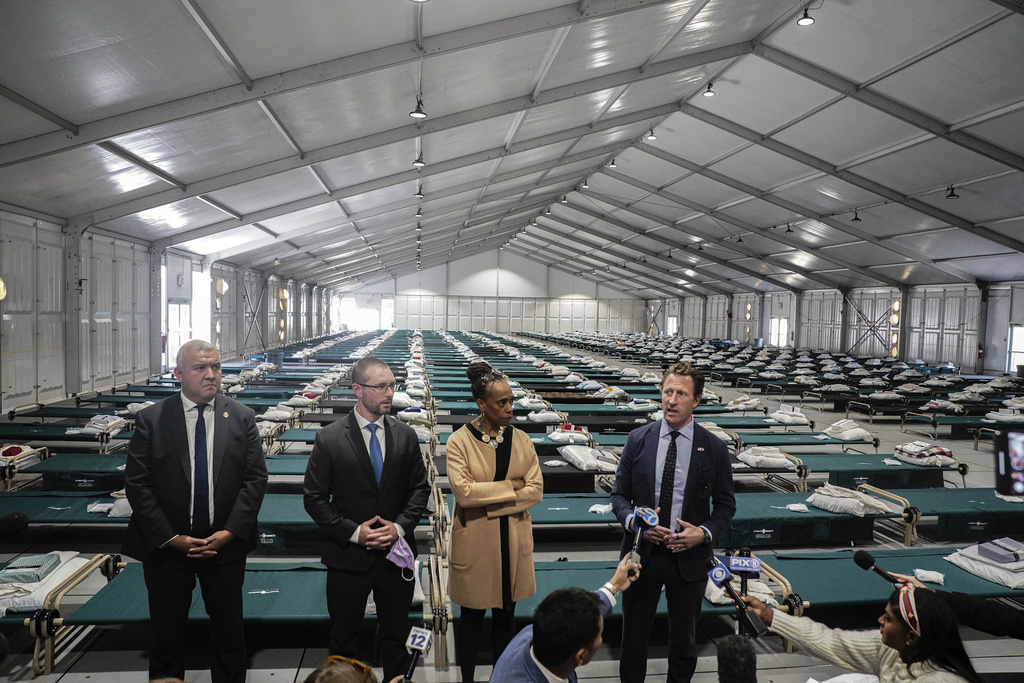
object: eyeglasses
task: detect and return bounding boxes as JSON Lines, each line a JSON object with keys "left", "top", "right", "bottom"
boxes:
{"left": 324, "top": 655, "right": 375, "bottom": 683}
{"left": 354, "top": 382, "right": 397, "bottom": 392}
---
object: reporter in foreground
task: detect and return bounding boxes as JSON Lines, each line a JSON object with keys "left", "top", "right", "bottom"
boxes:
{"left": 739, "top": 586, "right": 982, "bottom": 683}
{"left": 890, "top": 573, "right": 1024, "bottom": 640}
{"left": 489, "top": 555, "right": 641, "bottom": 683}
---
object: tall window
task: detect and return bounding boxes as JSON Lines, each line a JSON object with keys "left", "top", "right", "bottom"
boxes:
{"left": 769, "top": 317, "right": 788, "bottom": 347}
{"left": 666, "top": 315, "right": 678, "bottom": 336}
{"left": 1009, "top": 324, "right": 1024, "bottom": 375}
{"left": 166, "top": 303, "right": 192, "bottom": 368}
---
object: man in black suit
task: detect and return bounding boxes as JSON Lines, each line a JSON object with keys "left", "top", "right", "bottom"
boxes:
{"left": 303, "top": 356, "right": 430, "bottom": 681}
{"left": 610, "top": 362, "right": 736, "bottom": 683}
{"left": 123, "top": 339, "right": 268, "bottom": 683}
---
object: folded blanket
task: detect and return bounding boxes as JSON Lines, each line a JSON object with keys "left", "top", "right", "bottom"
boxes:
{"left": 807, "top": 483, "right": 894, "bottom": 517}
{"left": 895, "top": 440, "right": 955, "bottom": 467}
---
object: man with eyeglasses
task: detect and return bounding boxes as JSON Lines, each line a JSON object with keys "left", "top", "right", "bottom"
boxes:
{"left": 304, "top": 356, "right": 430, "bottom": 681}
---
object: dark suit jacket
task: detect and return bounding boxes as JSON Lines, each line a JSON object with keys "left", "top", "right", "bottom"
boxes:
{"left": 489, "top": 590, "right": 613, "bottom": 683}
{"left": 122, "top": 393, "right": 268, "bottom": 568}
{"left": 303, "top": 411, "right": 430, "bottom": 571}
{"left": 610, "top": 419, "right": 736, "bottom": 582}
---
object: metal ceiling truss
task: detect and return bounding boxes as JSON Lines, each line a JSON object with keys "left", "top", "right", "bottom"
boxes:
{"left": 574, "top": 190, "right": 837, "bottom": 291}
{"left": 636, "top": 141, "right": 986, "bottom": 286}
{"left": 0, "top": 0, "right": 694, "bottom": 167}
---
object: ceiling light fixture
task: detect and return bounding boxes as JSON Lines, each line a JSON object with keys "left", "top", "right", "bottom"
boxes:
{"left": 608, "top": 158, "right": 617, "bottom": 168}
{"left": 582, "top": 178, "right": 589, "bottom": 189}
{"left": 851, "top": 209, "right": 862, "bottom": 222}
{"left": 797, "top": 7, "right": 815, "bottom": 26}
{"left": 409, "top": 98, "right": 427, "bottom": 119}
{"left": 414, "top": 207, "right": 422, "bottom": 218}
{"left": 736, "top": 235, "right": 743, "bottom": 243}
{"left": 785, "top": 223, "right": 793, "bottom": 233}
{"left": 545, "top": 208, "right": 551, "bottom": 215}
{"left": 409, "top": 0, "right": 429, "bottom": 4}
{"left": 414, "top": 184, "right": 424, "bottom": 198}
{"left": 946, "top": 185, "right": 959, "bottom": 199}
{"left": 646, "top": 128, "right": 657, "bottom": 141}
{"left": 415, "top": 223, "right": 422, "bottom": 232}
{"left": 703, "top": 82, "right": 715, "bottom": 97}
{"left": 412, "top": 154, "right": 425, "bottom": 167}
{"left": 697, "top": 244, "right": 703, "bottom": 252}
{"left": 560, "top": 195, "right": 568, "bottom": 203}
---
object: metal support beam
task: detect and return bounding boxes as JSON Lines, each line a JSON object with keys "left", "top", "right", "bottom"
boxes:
{"left": 62, "top": 219, "right": 89, "bottom": 394}
{"left": 148, "top": 248, "right": 164, "bottom": 374}
{"left": 0, "top": 84, "right": 79, "bottom": 133}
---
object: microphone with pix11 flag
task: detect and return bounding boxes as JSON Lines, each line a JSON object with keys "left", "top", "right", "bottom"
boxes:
{"left": 853, "top": 550, "right": 899, "bottom": 588}
{"left": 625, "top": 506, "right": 658, "bottom": 577}
{"left": 706, "top": 558, "right": 768, "bottom": 637}
{"left": 402, "top": 623, "right": 433, "bottom": 682}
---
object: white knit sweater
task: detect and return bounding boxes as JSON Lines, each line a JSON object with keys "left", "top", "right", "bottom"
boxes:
{"left": 768, "top": 611, "right": 969, "bottom": 683}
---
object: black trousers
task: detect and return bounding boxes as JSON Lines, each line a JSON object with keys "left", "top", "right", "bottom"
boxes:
{"left": 619, "top": 548, "right": 706, "bottom": 683}
{"left": 326, "top": 555, "right": 416, "bottom": 682}
{"left": 143, "top": 556, "right": 247, "bottom": 683}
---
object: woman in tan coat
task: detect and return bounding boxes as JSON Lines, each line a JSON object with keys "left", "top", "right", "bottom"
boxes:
{"left": 446, "top": 362, "right": 543, "bottom": 683}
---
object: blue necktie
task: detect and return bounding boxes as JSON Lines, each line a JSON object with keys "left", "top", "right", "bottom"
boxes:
{"left": 366, "top": 423, "right": 383, "bottom": 485}
{"left": 192, "top": 404, "right": 211, "bottom": 538}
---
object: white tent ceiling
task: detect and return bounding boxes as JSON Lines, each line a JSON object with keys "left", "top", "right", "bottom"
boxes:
{"left": 2, "top": 0, "right": 1022, "bottom": 299}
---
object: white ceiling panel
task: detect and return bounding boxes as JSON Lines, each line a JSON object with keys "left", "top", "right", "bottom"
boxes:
{"left": 207, "top": 168, "right": 322, "bottom": 216}
{"left": 101, "top": 197, "right": 229, "bottom": 242}
{"left": 764, "top": 0, "right": 1001, "bottom": 84}
{"left": 774, "top": 176, "right": 883, "bottom": 215}
{"left": 0, "top": 145, "right": 166, "bottom": 218}
{"left": 1, "top": 0, "right": 1020, "bottom": 290}
{"left": 0, "top": 0, "right": 236, "bottom": 122}
{"left": 0, "top": 98, "right": 59, "bottom": 146}
{"left": 662, "top": 174, "right": 748, "bottom": 210}
{"left": 849, "top": 137, "right": 1009, "bottom": 196}
{"left": 111, "top": 104, "right": 298, "bottom": 185}
{"left": 542, "top": 2, "right": 697, "bottom": 90}
{"left": 913, "top": 172, "right": 1024, "bottom": 225}
{"left": 869, "top": 15, "right": 1024, "bottom": 125}
{"left": 658, "top": 0, "right": 794, "bottom": 59}
{"left": 691, "top": 55, "right": 837, "bottom": 135}
{"left": 178, "top": 226, "right": 270, "bottom": 257}
{"left": 770, "top": 98, "right": 923, "bottom": 167}
{"left": 706, "top": 145, "right": 815, "bottom": 192}
{"left": 967, "top": 109, "right": 1024, "bottom": 158}
{"left": 266, "top": 63, "right": 419, "bottom": 151}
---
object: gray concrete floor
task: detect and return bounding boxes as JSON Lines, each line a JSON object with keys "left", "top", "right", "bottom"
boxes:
{"left": 0, "top": 338, "right": 1019, "bottom": 683}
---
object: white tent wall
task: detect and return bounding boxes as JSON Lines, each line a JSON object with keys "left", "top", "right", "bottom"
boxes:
{"left": 680, "top": 297, "right": 705, "bottom": 339}
{"left": 704, "top": 295, "right": 731, "bottom": 340}
{"left": 984, "top": 283, "right": 1024, "bottom": 376}
{"left": 242, "top": 270, "right": 270, "bottom": 356}
{"left": 905, "top": 286, "right": 982, "bottom": 372}
{"left": 732, "top": 293, "right": 761, "bottom": 345}
{"left": 0, "top": 212, "right": 66, "bottom": 412}
{"left": 79, "top": 234, "right": 151, "bottom": 393}
{"left": 800, "top": 291, "right": 845, "bottom": 352}
{"left": 364, "top": 248, "right": 646, "bottom": 333}
{"left": 211, "top": 264, "right": 239, "bottom": 361}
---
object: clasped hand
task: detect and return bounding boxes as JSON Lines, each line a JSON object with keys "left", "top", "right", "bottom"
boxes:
{"left": 170, "top": 529, "right": 234, "bottom": 558}
{"left": 357, "top": 515, "right": 399, "bottom": 550}
{"left": 640, "top": 508, "right": 703, "bottom": 553}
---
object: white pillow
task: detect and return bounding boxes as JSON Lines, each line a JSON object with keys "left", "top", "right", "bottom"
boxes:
{"left": 0, "top": 552, "right": 89, "bottom": 617}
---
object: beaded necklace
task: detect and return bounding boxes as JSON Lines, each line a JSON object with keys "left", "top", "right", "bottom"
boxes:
{"left": 472, "top": 417, "right": 505, "bottom": 447}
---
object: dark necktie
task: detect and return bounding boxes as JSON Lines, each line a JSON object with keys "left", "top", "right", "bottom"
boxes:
{"left": 366, "top": 423, "right": 383, "bottom": 485}
{"left": 192, "top": 404, "right": 211, "bottom": 538}
{"left": 658, "top": 431, "right": 680, "bottom": 529}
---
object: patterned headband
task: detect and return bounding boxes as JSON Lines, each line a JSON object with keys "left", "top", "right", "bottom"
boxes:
{"left": 898, "top": 584, "right": 921, "bottom": 638}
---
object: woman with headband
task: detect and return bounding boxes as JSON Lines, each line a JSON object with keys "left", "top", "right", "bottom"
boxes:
{"left": 446, "top": 361, "right": 543, "bottom": 682}
{"left": 740, "top": 585, "right": 982, "bottom": 682}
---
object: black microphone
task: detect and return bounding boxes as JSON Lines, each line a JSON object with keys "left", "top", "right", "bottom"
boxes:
{"left": 706, "top": 558, "right": 768, "bottom": 637}
{"left": 716, "top": 634, "right": 758, "bottom": 683}
{"left": 0, "top": 511, "right": 29, "bottom": 538}
{"left": 853, "top": 550, "right": 899, "bottom": 586}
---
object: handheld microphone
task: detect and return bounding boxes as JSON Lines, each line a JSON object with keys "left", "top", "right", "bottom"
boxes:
{"left": 853, "top": 550, "right": 899, "bottom": 586}
{"left": 0, "top": 511, "right": 29, "bottom": 538}
{"left": 403, "top": 623, "right": 433, "bottom": 682}
{"left": 707, "top": 558, "right": 768, "bottom": 637}
{"left": 626, "top": 506, "right": 658, "bottom": 577}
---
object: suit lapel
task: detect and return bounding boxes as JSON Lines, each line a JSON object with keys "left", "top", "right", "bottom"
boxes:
{"left": 346, "top": 412, "right": 378, "bottom": 485}
{"left": 212, "top": 395, "right": 228, "bottom": 487}
{"left": 169, "top": 394, "right": 191, "bottom": 484}
{"left": 645, "top": 422, "right": 661, "bottom": 503}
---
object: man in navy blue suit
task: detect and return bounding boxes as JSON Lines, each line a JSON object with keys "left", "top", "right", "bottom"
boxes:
{"left": 611, "top": 362, "right": 736, "bottom": 683}
{"left": 490, "top": 556, "right": 640, "bottom": 683}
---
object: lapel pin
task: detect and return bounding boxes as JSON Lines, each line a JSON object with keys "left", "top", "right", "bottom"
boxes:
{"left": 223, "top": 412, "right": 229, "bottom": 418}
{"left": 697, "top": 447, "right": 705, "bottom": 452}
